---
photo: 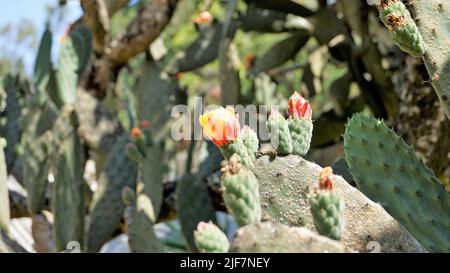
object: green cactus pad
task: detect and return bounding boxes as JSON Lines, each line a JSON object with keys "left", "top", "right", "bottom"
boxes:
{"left": 123, "top": 188, "right": 163, "bottom": 253}
{"left": 194, "top": 222, "right": 230, "bottom": 253}
{"left": 56, "top": 26, "right": 92, "bottom": 106}
{"left": 21, "top": 101, "right": 56, "bottom": 215}
{"left": 136, "top": 145, "right": 164, "bottom": 221}
{"left": 344, "top": 113, "right": 450, "bottom": 252}
{"left": 86, "top": 134, "right": 138, "bottom": 252}
{"left": 52, "top": 108, "right": 85, "bottom": 251}
{"left": 0, "top": 139, "right": 10, "bottom": 233}
{"left": 379, "top": 1, "right": 425, "bottom": 57}
{"left": 288, "top": 118, "right": 312, "bottom": 155}
{"left": 253, "top": 154, "right": 425, "bottom": 252}
{"left": 177, "top": 143, "right": 220, "bottom": 251}
{"left": 33, "top": 26, "right": 52, "bottom": 92}
{"left": 221, "top": 157, "right": 261, "bottom": 226}
{"left": 310, "top": 191, "right": 345, "bottom": 240}
{"left": 230, "top": 221, "right": 345, "bottom": 253}
{"left": 267, "top": 114, "right": 293, "bottom": 155}
{"left": 240, "top": 126, "right": 259, "bottom": 162}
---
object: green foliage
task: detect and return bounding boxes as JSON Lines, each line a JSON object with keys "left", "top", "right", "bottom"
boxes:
{"left": 194, "top": 222, "right": 229, "bottom": 253}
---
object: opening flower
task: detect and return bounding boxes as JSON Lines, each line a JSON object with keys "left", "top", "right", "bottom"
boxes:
{"left": 193, "top": 11, "right": 213, "bottom": 24}
{"left": 199, "top": 107, "right": 240, "bottom": 148}
{"left": 319, "top": 167, "right": 335, "bottom": 191}
{"left": 288, "top": 91, "right": 312, "bottom": 119}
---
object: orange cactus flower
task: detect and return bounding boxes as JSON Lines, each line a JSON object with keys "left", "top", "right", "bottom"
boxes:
{"left": 244, "top": 53, "right": 255, "bottom": 70}
{"left": 130, "top": 127, "right": 143, "bottom": 139}
{"left": 199, "top": 107, "right": 240, "bottom": 148}
{"left": 288, "top": 91, "right": 312, "bottom": 119}
{"left": 319, "top": 167, "right": 334, "bottom": 191}
{"left": 193, "top": 10, "right": 213, "bottom": 24}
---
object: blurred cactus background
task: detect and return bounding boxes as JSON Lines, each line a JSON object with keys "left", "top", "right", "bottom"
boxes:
{"left": 0, "top": 0, "right": 449, "bottom": 253}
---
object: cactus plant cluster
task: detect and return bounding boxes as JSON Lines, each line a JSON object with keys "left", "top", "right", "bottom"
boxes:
{"left": 0, "top": 0, "right": 449, "bottom": 254}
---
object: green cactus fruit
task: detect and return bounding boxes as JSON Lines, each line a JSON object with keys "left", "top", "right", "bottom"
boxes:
{"left": 194, "top": 222, "right": 230, "bottom": 253}
{"left": 266, "top": 108, "right": 293, "bottom": 155}
{"left": 86, "top": 134, "right": 138, "bottom": 252}
{"left": 220, "top": 137, "right": 254, "bottom": 168}
{"left": 0, "top": 138, "right": 10, "bottom": 233}
{"left": 240, "top": 125, "right": 259, "bottom": 161}
{"left": 52, "top": 107, "right": 85, "bottom": 252}
{"left": 221, "top": 154, "right": 261, "bottom": 227}
{"left": 344, "top": 113, "right": 450, "bottom": 252}
{"left": 379, "top": 0, "right": 425, "bottom": 57}
{"left": 126, "top": 143, "right": 144, "bottom": 162}
{"left": 309, "top": 167, "right": 344, "bottom": 241}
{"left": 56, "top": 26, "right": 92, "bottom": 105}
{"left": 288, "top": 118, "right": 313, "bottom": 155}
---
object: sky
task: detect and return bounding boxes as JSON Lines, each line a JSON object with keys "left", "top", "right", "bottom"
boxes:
{"left": 0, "top": 0, "right": 83, "bottom": 75}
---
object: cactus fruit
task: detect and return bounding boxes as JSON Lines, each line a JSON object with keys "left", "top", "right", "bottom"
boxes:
{"left": 379, "top": 0, "right": 425, "bottom": 57}
{"left": 199, "top": 107, "right": 254, "bottom": 167}
{"left": 266, "top": 108, "right": 292, "bottom": 155}
{"left": 194, "top": 221, "right": 230, "bottom": 253}
{"left": 86, "top": 134, "right": 138, "bottom": 252}
{"left": 253, "top": 154, "right": 424, "bottom": 252}
{"left": 0, "top": 138, "right": 10, "bottom": 233}
{"left": 122, "top": 187, "right": 163, "bottom": 253}
{"left": 221, "top": 154, "right": 261, "bottom": 227}
{"left": 51, "top": 107, "right": 85, "bottom": 251}
{"left": 230, "top": 221, "right": 345, "bottom": 253}
{"left": 309, "top": 167, "right": 345, "bottom": 241}
{"left": 344, "top": 113, "right": 450, "bottom": 252}
{"left": 287, "top": 92, "right": 313, "bottom": 155}
{"left": 240, "top": 125, "right": 259, "bottom": 162}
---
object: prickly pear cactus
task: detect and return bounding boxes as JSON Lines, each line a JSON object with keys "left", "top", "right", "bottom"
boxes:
{"left": 230, "top": 221, "right": 345, "bottom": 253}
{"left": 1, "top": 76, "right": 23, "bottom": 172}
{"left": 253, "top": 155, "right": 424, "bottom": 252}
{"left": 221, "top": 154, "right": 261, "bottom": 227}
{"left": 56, "top": 26, "right": 92, "bottom": 106}
{"left": 0, "top": 138, "right": 10, "bottom": 233}
{"left": 344, "top": 113, "right": 450, "bottom": 252}
{"left": 21, "top": 99, "right": 57, "bottom": 215}
{"left": 52, "top": 107, "right": 85, "bottom": 251}
{"left": 177, "top": 143, "right": 220, "bottom": 251}
{"left": 86, "top": 134, "right": 138, "bottom": 252}
{"left": 194, "top": 222, "right": 230, "bottom": 253}
{"left": 379, "top": 0, "right": 425, "bottom": 57}
{"left": 309, "top": 167, "right": 345, "bottom": 241}
{"left": 123, "top": 187, "right": 164, "bottom": 253}
{"left": 33, "top": 25, "right": 52, "bottom": 92}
